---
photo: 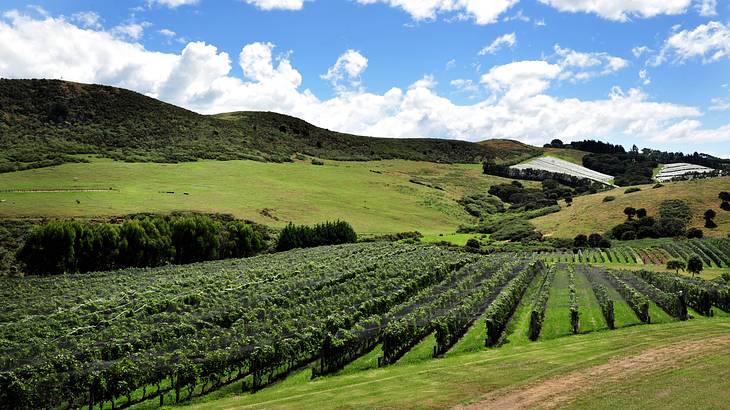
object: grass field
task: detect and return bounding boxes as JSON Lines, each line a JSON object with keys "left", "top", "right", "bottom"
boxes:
{"left": 181, "top": 318, "right": 730, "bottom": 409}
{"left": 540, "top": 267, "right": 573, "bottom": 339}
{"left": 572, "top": 268, "right": 608, "bottom": 333}
{"left": 542, "top": 148, "right": 589, "bottom": 165}
{"left": 532, "top": 176, "right": 730, "bottom": 238}
{"left": 0, "top": 157, "right": 524, "bottom": 235}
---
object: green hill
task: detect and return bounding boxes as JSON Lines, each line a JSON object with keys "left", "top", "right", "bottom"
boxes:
{"left": 0, "top": 79, "right": 508, "bottom": 172}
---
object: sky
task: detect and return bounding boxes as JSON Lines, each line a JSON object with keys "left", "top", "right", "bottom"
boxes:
{"left": 0, "top": 0, "right": 729, "bottom": 157}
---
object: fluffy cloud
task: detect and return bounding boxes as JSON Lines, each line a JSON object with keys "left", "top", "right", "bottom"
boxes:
{"left": 697, "top": 0, "right": 717, "bottom": 16}
{"left": 244, "top": 0, "right": 307, "bottom": 11}
{"left": 537, "top": 0, "right": 692, "bottom": 21}
{"left": 478, "top": 33, "right": 516, "bottom": 55}
{"left": 71, "top": 11, "right": 101, "bottom": 29}
{"left": 111, "top": 22, "right": 151, "bottom": 40}
{"left": 321, "top": 50, "right": 368, "bottom": 92}
{"left": 0, "top": 11, "right": 725, "bottom": 150}
{"left": 553, "top": 45, "right": 629, "bottom": 81}
{"left": 654, "top": 21, "right": 730, "bottom": 65}
{"left": 710, "top": 98, "right": 730, "bottom": 111}
{"left": 355, "top": 0, "right": 519, "bottom": 25}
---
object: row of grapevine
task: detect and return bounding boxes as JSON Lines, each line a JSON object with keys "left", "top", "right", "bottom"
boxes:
{"left": 0, "top": 243, "right": 480, "bottom": 409}
{"left": 378, "top": 257, "right": 522, "bottom": 366}
{"left": 603, "top": 269, "right": 651, "bottom": 323}
{"left": 568, "top": 268, "right": 580, "bottom": 334}
{"left": 633, "top": 271, "right": 711, "bottom": 316}
{"left": 678, "top": 275, "right": 730, "bottom": 313}
{"left": 484, "top": 260, "right": 545, "bottom": 347}
{"left": 617, "top": 271, "right": 688, "bottom": 320}
{"left": 661, "top": 239, "right": 730, "bottom": 268}
{"left": 580, "top": 266, "right": 615, "bottom": 329}
{"left": 432, "top": 261, "right": 530, "bottom": 356}
{"left": 528, "top": 266, "right": 557, "bottom": 341}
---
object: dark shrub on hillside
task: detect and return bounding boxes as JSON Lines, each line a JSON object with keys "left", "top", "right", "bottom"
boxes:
{"left": 722, "top": 202, "right": 730, "bottom": 211}
{"left": 588, "top": 233, "right": 604, "bottom": 248}
{"left": 458, "top": 194, "right": 505, "bottom": 218}
{"left": 621, "top": 231, "right": 637, "bottom": 241}
{"left": 276, "top": 220, "right": 357, "bottom": 251}
{"left": 603, "top": 196, "right": 616, "bottom": 202}
{"left": 720, "top": 192, "right": 730, "bottom": 202}
{"left": 491, "top": 220, "right": 541, "bottom": 242}
{"left": 573, "top": 234, "right": 588, "bottom": 248}
{"left": 465, "top": 238, "right": 480, "bottom": 248}
{"left": 625, "top": 187, "right": 641, "bottom": 194}
{"left": 686, "top": 228, "right": 704, "bottom": 239}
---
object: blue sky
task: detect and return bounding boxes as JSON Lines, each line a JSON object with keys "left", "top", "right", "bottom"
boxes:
{"left": 1, "top": 0, "right": 729, "bottom": 156}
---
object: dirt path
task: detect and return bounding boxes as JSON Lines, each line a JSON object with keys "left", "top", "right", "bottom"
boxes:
{"left": 457, "top": 335, "right": 730, "bottom": 410}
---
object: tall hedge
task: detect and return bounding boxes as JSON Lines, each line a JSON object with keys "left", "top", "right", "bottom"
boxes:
{"left": 16, "top": 215, "right": 266, "bottom": 275}
{"left": 276, "top": 221, "right": 357, "bottom": 251}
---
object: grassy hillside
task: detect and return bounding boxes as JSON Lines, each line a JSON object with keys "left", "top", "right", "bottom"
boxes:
{"left": 479, "top": 139, "right": 542, "bottom": 164}
{"left": 183, "top": 318, "right": 730, "bottom": 409}
{"left": 532, "top": 177, "right": 730, "bottom": 238}
{"left": 0, "top": 157, "right": 521, "bottom": 235}
{"left": 543, "top": 147, "right": 589, "bottom": 165}
{"left": 0, "top": 79, "right": 506, "bottom": 172}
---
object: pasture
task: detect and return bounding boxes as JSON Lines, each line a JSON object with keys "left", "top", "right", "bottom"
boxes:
{"left": 0, "top": 157, "right": 522, "bottom": 235}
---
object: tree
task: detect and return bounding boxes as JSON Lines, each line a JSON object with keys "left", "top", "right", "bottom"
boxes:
{"left": 705, "top": 209, "right": 718, "bottom": 229}
{"left": 550, "top": 139, "right": 564, "bottom": 148}
{"left": 720, "top": 192, "right": 730, "bottom": 202}
{"left": 465, "top": 238, "right": 480, "bottom": 249}
{"left": 587, "top": 233, "right": 603, "bottom": 248}
{"left": 636, "top": 208, "right": 648, "bottom": 219}
{"left": 722, "top": 202, "right": 730, "bottom": 211}
{"left": 686, "top": 227, "right": 704, "bottom": 239}
{"left": 565, "top": 196, "right": 573, "bottom": 207}
{"left": 573, "top": 234, "right": 588, "bottom": 248}
{"left": 687, "top": 255, "right": 703, "bottom": 278}
{"left": 667, "top": 259, "right": 686, "bottom": 274}
{"left": 624, "top": 207, "right": 637, "bottom": 219}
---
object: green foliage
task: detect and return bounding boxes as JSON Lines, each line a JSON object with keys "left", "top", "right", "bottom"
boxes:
{"left": 311, "top": 159, "right": 325, "bottom": 166}
{"left": 660, "top": 200, "right": 692, "bottom": 224}
{"left": 604, "top": 271, "right": 650, "bottom": 323}
{"left": 612, "top": 202, "right": 693, "bottom": 241}
{"left": 603, "top": 196, "right": 616, "bottom": 202}
{"left": 619, "top": 271, "right": 687, "bottom": 320}
{"left": 625, "top": 187, "right": 642, "bottom": 194}
{"left": 15, "top": 215, "right": 265, "bottom": 275}
{"left": 687, "top": 255, "right": 704, "bottom": 277}
{"left": 686, "top": 228, "right": 704, "bottom": 239}
{"left": 484, "top": 261, "right": 544, "bottom": 347}
{"left": 276, "top": 221, "right": 357, "bottom": 252}
{"left": 568, "top": 269, "right": 580, "bottom": 334}
{"left": 528, "top": 266, "right": 557, "bottom": 341}
{"left": 574, "top": 234, "right": 588, "bottom": 248}
{"left": 635, "top": 270, "right": 711, "bottom": 316}
{"left": 490, "top": 220, "right": 541, "bottom": 242}
{"left": 0, "top": 80, "right": 501, "bottom": 172}
{"left": 458, "top": 194, "right": 505, "bottom": 218}
{"left": 666, "top": 259, "right": 686, "bottom": 273}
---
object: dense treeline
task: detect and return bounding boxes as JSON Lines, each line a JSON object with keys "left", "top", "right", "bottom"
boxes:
{"left": 566, "top": 140, "right": 626, "bottom": 154}
{"left": 276, "top": 221, "right": 357, "bottom": 251}
{"left": 610, "top": 200, "right": 693, "bottom": 241}
{"left": 16, "top": 215, "right": 266, "bottom": 275}
{"left": 583, "top": 152, "right": 657, "bottom": 186}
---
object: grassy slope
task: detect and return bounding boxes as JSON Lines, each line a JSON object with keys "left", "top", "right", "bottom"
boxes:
{"left": 181, "top": 318, "right": 730, "bottom": 410}
{"left": 573, "top": 268, "right": 608, "bottom": 332}
{"left": 0, "top": 158, "right": 521, "bottom": 235}
{"left": 542, "top": 147, "right": 589, "bottom": 165}
{"left": 532, "top": 176, "right": 730, "bottom": 238}
{"left": 540, "top": 267, "right": 572, "bottom": 339}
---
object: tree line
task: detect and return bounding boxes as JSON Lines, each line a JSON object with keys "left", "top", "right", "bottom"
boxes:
{"left": 16, "top": 215, "right": 267, "bottom": 275}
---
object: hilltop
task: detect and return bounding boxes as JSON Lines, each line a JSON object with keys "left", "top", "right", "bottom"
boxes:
{"left": 0, "top": 79, "right": 511, "bottom": 172}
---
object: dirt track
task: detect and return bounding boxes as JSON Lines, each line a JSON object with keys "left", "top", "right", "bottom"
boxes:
{"left": 456, "top": 335, "right": 730, "bottom": 410}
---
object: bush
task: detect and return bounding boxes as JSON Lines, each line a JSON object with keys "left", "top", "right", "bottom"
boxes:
{"left": 311, "top": 159, "right": 325, "bottom": 166}
{"left": 603, "top": 196, "right": 616, "bottom": 203}
{"left": 721, "top": 202, "right": 730, "bottom": 211}
{"left": 276, "top": 220, "right": 357, "bottom": 251}
{"left": 621, "top": 231, "right": 637, "bottom": 241}
{"left": 491, "top": 220, "right": 541, "bottom": 242}
{"left": 686, "top": 228, "right": 704, "bottom": 239}
{"left": 625, "top": 187, "right": 642, "bottom": 194}
{"left": 573, "top": 234, "right": 588, "bottom": 248}
{"left": 465, "top": 238, "right": 480, "bottom": 249}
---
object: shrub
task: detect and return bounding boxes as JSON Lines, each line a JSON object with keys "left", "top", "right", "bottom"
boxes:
{"left": 465, "top": 238, "right": 480, "bottom": 249}
{"left": 686, "top": 228, "right": 704, "bottom": 239}
{"left": 722, "top": 202, "right": 730, "bottom": 211}
{"left": 720, "top": 192, "right": 730, "bottom": 202}
{"left": 687, "top": 255, "right": 703, "bottom": 277}
{"left": 311, "top": 159, "right": 325, "bottom": 166}
{"left": 667, "top": 259, "right": 686, "bottom": 273}
{"left": 491, "top": 220, "right": 541, "bottom": 242}
{"left": 625, "top": 187, "right": 642, "bottom": 194}
{"left": 573, "top": 234, "right": 588, "bottom": 248}
{"left": 621, "top": 231, "right": 637, "bottom": 241}
{"left": 276, "top": 220, "right": 357, "bottom": 251}
{"left": 603, "top": 196, "right": 616, "bottom": 202}
{"left": 587, "top": 233, "right": 604, "bottom": 248}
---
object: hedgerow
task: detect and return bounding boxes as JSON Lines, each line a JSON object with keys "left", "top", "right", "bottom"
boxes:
{"left": 604, "top": 270, "right": 650, "bottom": 323}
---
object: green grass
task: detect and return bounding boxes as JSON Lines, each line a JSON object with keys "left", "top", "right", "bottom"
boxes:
{"left": 181, "top": 318, "right": 730, "bottom": 410}
{"left": 532, "top": 176, "right": 730, "bottom": 239}
{"left": 573, "top": 268, "right": 608, "bottom": 333}
{"left": 337, "top": 345, "right": 382, "bottom": 375}
{"left": 396, "top": 333, "right": 437, "bottom": 365}
{"left": 540, "top": 267, "right": 572, "bottom": 340}
{"left": 420, "top": 233, "right": 488, "bottom": 246}
{"left": 501, "top": 269, "right": 545, "bottom": 346}
{"left": 541, "top": 148, "right": 589, "bottom": 165}
{"left": 0, "top": 158, "right": 520, "bottom": 235}
{"left": 592, "top": 275, "right": 642, "bottom": 328}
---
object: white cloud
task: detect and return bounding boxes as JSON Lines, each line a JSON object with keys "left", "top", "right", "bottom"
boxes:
{"left": 0, "top": 11, "right": 726, "bottom": 150}
{"left": 245, "top": 0, "right": 307, "bottom": 10}
{"left": 654, "top": 21, "right": 730, "bottom": 65}
{"left": 355, "top": 0, "right": 519, "bottom": 25}
{"left": 478, "top": 33, "right": 516, "bottom": 55}
{"left": 112, "top": 22, "right": 151, "bottom": 40}
{"left": 148, "top": 0, "right": 199, "bottom": 8}
{"left": 321, "top": 50, "right": 368, "bottom": 92}
{"left": 697, "top": 0, "right": 717, "bottom": 16}
{"left": 710, "top": 98, "right": 730, "bottom": 111}
{"left": 159, "top": 28, "right": 176, "bottom": 37}
{"left": 71, "top": 11, "right": 101, "bottom": 29}
{"left": 553, "top": 44, "right": 629, "bottom": 81}
{"left": 450, "top": 78, "right": 479, "bottom": 94}
{"left": 537, "top": 0, "right": 692, "bottom": 21}
{"left": 639, "top": 69, "right": 651, "bottom": 85}
{"left": 632, "top": 46, "right": 649, "bottom": 58}
{"left": 445, "top": 59, "right": 456, "bottom": 70}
